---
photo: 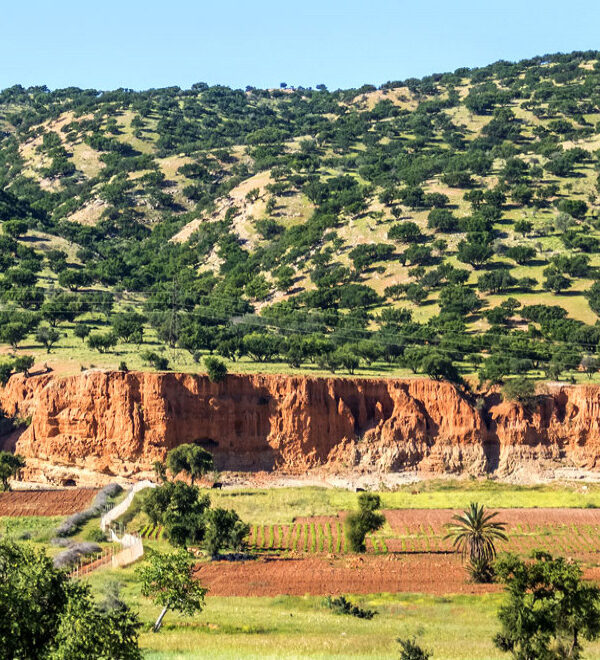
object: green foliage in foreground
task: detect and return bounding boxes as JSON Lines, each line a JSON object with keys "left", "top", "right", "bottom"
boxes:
{"left": 0, "top": 541, "right": 141, "bottom": 658}
{"left": 495, "top": 552, "right": 600, "bottom": 659}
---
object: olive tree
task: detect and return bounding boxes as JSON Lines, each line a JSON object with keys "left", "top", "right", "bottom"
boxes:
{"left": 138, "top": 549, "right": 207, "bottom": 632}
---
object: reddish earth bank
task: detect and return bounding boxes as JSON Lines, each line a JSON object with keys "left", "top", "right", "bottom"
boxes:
{"left": 2, "top": 370, "right": 600, "bottom": 483}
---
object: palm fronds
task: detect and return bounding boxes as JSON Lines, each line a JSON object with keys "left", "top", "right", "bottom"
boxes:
{"left": 444, "top": 502, "right": 508, "bottom": 563}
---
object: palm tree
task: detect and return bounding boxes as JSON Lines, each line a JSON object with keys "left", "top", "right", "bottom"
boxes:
{"left": 444, "top": 502, "right": 508, "bottom": 563}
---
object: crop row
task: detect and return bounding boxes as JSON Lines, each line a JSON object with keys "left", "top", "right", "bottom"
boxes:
{"left": 139, "top": 523, "right": 164, "bottom": 540}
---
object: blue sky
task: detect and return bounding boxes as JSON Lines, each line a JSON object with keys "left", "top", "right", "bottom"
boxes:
{"left": 2, "top": 0, "right": 599, "bottom": 91}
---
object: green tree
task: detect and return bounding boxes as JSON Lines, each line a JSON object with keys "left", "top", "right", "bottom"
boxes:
{"left": 3, "top": 219, "right": 28, "bottom": 238}
{"left": 514, "top": 220, "right": 533, "bottom": 236}
{"left": 167, "top": 444, "right": 214, "bottom": 485}
{"left": 73, "top": 323, "right": 91, "bottom": 342}
{"left": 0, "top": 541, "right": 141, "bottom": 657}
{"left": 13, "top": 355, "right": 34, "bottom": 377}
{"left": 502, "top": 378, "right": 536, "bottom": 404}
{"left": 345, "top": 493, "right": 385, "bottom": 553}
{"left": 421, "top": 352, "right": 462, "bottom": 384}
{"left": 333, "top": 345, "right": 360, "bottom": 374}
{"left": 494, "top": 552, "right": 600, "bottom": 659}
{"left": 58, "top": 269, "right": 92, "bottom": 291}
{"left": 444, "top": 503, "right": 507, "bottom": 582}
{"left": 35, "top": 325, "right": 60, "bottom": 353}
{"left": 457, "top": 238, "right": 493, "bottom": 268}
{"left": 111, "top": 312, "right": 145, "bottom": 344}
{"left": 203, "top": 507, "right": 250, "bottom": 558}
{"left": 584, "top": 281, "right": 600, "bottom": 316}
{"left": 143, "top": 480, "right": 210, "bottom": 547}
{"left": 0, "top": 362, "right": 13, "bottom": 386}
{"left": 543, "top": 266, "right": 571, "bottom": 294}
{"left": 138, "top": 549, "right": 207, "bottom": 632}
{"left": 0, "top": 452, "right": 25, "bottom": 491}
{"left": 243, "top": 332, "right": 281, "bottom": 362}
{"left": 50, "top": 586, "right": 141, "bottom": 660}
{"left": 1, "top": 322, "right": 30, "bottom": 349}
{"left": 87, "top": 331, "right": 117, "bottom": 353}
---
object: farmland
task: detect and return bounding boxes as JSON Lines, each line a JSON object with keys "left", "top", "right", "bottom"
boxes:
{"left": 4, "top": 479, "right": 600, "bottom": 657}
{"left": 0, "top": 487, "right": 99, "bottom": 516}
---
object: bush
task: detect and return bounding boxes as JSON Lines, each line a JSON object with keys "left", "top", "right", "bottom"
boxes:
{"left": 203, "top": 507, "right": 250, "bottom": 558}
{"left": 325, "top": 595, "right": 376, "bottom": 619}
{"left": 204, "top": 356, "right": 228, "bottom": 382}
{"left": 466, "top": 557, "right": 495, "bottom": 583}
{"left": 140, "top": 351, "right": 169, "bottom": 371}
{"left": 397, "top": 637, "right": 432, "bottom": 659}
{"left": 345, "top": 493, "right": 385, "bottom": 553}
{"left": 502, "top": 378, "right": 536, "bottom": 405}
{"left": 86, "top": 527, "right": 107, "bottom": 543}
{"left": 53, "top": 542, "right": 101, "bottom": 568}
{"left": 54, "top": 483, "right": 122, "bottom": 537}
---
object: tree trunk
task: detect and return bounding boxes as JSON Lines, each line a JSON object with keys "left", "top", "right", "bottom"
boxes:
{"left": 153, "top": 606, "right": 169, "bottom": 632}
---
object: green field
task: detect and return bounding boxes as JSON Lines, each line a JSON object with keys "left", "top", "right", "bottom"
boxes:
{"left": 196, "top": 480, "right": 598, "bottom": 524}
{"left": 82, "top": 567, "right": 595, "bottom": 659}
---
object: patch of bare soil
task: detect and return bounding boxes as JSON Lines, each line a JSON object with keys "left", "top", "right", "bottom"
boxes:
{"left": 0, "top": 488, "right": 99, "bottom": 516}
{"left": 197, "top": 554, "right": 502, "bottom": 597}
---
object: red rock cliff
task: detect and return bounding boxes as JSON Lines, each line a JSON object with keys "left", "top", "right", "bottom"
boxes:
{"left": 1, "top": 370, "right": 600, "bottom": 483}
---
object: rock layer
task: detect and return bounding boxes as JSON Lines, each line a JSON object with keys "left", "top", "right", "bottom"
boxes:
{"left": 2, "top": 370, "right": 600, "bottom": 483}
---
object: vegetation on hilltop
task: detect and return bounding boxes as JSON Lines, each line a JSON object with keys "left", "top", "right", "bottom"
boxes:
{"left": 3, "top": 51, "right": 600, "bottom": 383}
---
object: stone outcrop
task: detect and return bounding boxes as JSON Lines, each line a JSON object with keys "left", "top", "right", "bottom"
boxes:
{"left": 2, "top": 370, "right": 600, "bottom": 484}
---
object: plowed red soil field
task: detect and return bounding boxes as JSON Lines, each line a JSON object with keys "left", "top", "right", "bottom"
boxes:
{"left": 0, "top": 489, "right": 99, "bottom": 516}
{"left": 203, "top": 508, "right": 600, "bottom": 596}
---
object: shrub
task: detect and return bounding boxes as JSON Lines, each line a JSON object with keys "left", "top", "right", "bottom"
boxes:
{"left": 204, "top": 356, "right": 228, "bottom": 382}
{"left": 53, "top": 542, "right": 101, "bottom": 568}
{"left": 502, "top": 378, "right": 536, "bottom": 405}
{"left": 86, "top": 527, "right": 107, "bottom": 543}
{"left": 325, "top": 595, "right": 376, "bottom": 619}
{"left": 466, "top": 557, "right": 495, "bottom": 583}
{"left": 397, "top": 637, "right": 432, "bottom": 659}
{"left": 140, "top": 351, "right": 169, "bottom": 371}
{"left": 54, "top": 483, "right": 122, "bottom": 537}
{"left": 345, "top": 493, "right": 385, "bottom": 553}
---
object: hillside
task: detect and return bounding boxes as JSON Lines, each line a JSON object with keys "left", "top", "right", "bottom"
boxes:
{"left": 2, "top": 51, "right": 600, "bottom": 384}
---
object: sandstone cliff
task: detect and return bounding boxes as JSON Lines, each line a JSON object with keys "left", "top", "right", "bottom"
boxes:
{"left": 1, "top": 370, "right": 600, "bottom": 484}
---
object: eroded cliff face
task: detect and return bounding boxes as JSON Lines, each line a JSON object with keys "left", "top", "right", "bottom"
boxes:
{"left": 2, "top": 370, "right": 600, "bottom": 484}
